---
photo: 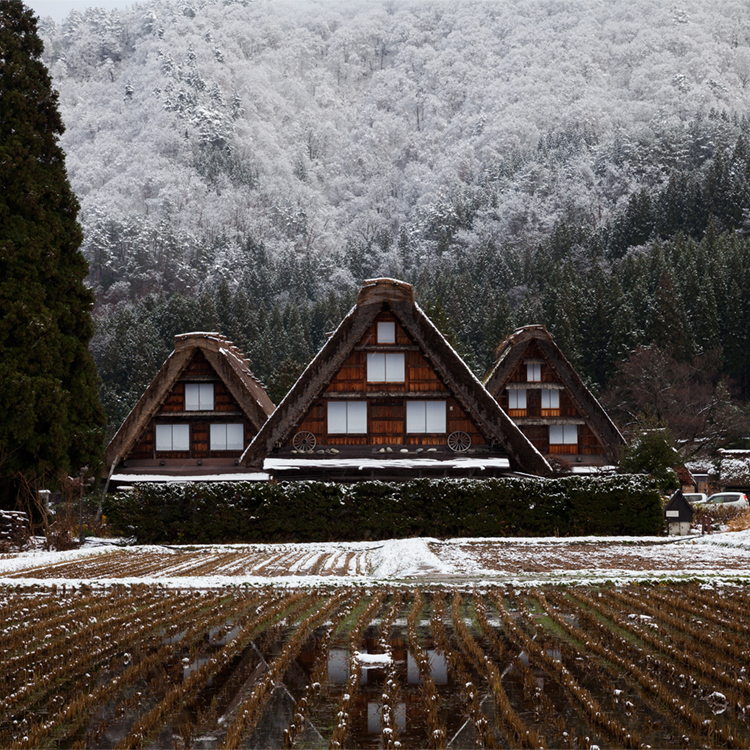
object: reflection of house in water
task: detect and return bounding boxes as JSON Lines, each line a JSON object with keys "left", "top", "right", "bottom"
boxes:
{"left": 328, "top": 649, "right": 352, "bottom": 684}
{"left": 284, "top": 625, "right": 490, "bottom": 747}
{"left": 407, "top": 650, "right": 448, "bottom": 685}
{"left": 333, "top": 629, "right": 467, "bottom": 745}
{"left": 368, "top": 701, "right": 407, "bottom": 734}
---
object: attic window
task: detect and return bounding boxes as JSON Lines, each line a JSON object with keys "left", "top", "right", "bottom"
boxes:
{"left": 508, "top": 388, "right": 527, "bottom": 416}
{"left": 541, "top": 389, "right": 559, "bottom": 408}
{"left": 406, "top": 400, "right": 446, "bottom": 433}
{"left": 541, "top": 389, "right": 560, "bottom": 416}
{"left": 155, "top": 424, "right": 190, "bottom": 452}
{"left": 328, "top": 401, "right": 367, "bottom": 434}
{"left": 210, "top": 423, "right": 244, "bottom": 450}
{"left": 377, "top": 321, "right": 396, "bottom": 343}
{"left": 367, "top": 352, "right": 405, "bottom": 382}
{"left": 185, "top": 383, "right": 214, "bottom": 410}
{"left": 526, "top": 363, "right": 541, "bottom": 382}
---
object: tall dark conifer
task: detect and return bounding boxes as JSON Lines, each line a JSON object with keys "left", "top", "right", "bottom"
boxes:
{"left": 0, "top": 0, "right": 104, "bottom": 506}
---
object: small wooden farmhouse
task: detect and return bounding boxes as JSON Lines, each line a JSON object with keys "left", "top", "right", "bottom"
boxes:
{"left": 241, "top": 279, "right": 551, "bottom": 480}
{"left": 105, "top": 333, "right": 274, "bottom": 482}
{"left": 484, "top": 325, "right": 624, "bottom": 469}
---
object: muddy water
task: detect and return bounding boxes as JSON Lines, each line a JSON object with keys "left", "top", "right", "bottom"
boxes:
{"left": 246, "top": 622, "right": 484, "bottom": 749}
{"left": 55, "top": 609, "right": 750, "bottom": 749}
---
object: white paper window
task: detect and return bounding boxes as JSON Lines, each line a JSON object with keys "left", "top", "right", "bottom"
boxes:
{"left": 541, "top": 389, "right": 560, "bottom": 409}
{"left": 377, "top": 321, "right": 396, "bottom": 343}
{"left": 155, "top": 424, "right": 190, "bottom": 451}
{"left": 367, "top": 352, "right": 405, "bottom": 382}
{"left": 406, "top": 400, "right": 446, "bottom": 433}
{"left": 185, "top": 383, "right": 214, "bottom": 410}
{"left": 549, "top": 424, "right": 578, "bottom": 444}
{"left": 328, "top": 401, "right": 367, "bottom": 434}
{"left": 210, "top": 423, "right": 244, "bottom": 450}
{"left": 526, "top": 363, "right": 541, "bottom": 382}
{"left": 508, "top": 389, "right": 527, "bottom": 409}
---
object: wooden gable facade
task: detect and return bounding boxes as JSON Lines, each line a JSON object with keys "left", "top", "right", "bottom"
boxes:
{"left": 484, "top": 326, "right": 624, "bottom": 468}
{"left": 289, "top": 310, "right": 486, "bottom": 451}
{"left": 105, "top": 333, "right": 274, "bottom": 479}
{"left": 242, "top": 279, "right": 551, "bottom": 480}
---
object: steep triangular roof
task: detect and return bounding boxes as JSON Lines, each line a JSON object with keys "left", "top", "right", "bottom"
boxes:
{"left": 105, "top": 333, "right": 274, "bottom": 468}
{"left": 484, "top": 325, "right": 624, "bottom": 458}
{"left": 241, "top": 279, "right": 551, "bottom": 476}
{"left": 665, "top": 489, "right": 694, "bottom": 521}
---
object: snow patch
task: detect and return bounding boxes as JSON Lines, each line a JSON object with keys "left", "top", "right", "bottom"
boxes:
{"left": 369, "top": 538, "right": 456, "bottom": 578}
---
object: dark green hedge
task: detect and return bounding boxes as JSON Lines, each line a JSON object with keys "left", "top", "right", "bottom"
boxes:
{"left": 102, "top": 475, "right": 664, "bottom": 543}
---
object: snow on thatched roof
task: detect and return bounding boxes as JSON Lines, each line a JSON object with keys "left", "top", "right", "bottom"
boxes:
{"left": 718, "top": 450, "right": 750, "bottom": 487}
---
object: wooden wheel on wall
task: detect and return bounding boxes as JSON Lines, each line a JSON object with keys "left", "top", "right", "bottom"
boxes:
{"left": 292, "top": 431, "right": 316, "bottom": 453}
{"left": 448, "top": 431, "right": 471, "bottom": 452}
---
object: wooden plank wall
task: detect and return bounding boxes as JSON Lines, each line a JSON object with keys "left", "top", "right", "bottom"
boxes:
{"left": 129, "top": 350, "right": 252, "bottom": 460}
{"left": 521, "top": 423, "right": 604, "bottom": 456}
{"left": 289, "top": 312, "right": 486, "bottom": 448}
{"left": 500, "top": 345, "right": 606, "bottom": 456}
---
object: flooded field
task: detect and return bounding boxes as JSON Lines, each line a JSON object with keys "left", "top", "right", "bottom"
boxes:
{"left": 1, "top": 583, "right": 749, "bottom": 749}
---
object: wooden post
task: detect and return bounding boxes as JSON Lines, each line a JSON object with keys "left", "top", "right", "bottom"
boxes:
{"left": 79, "top": 469, "right": 84, "bottom": 545}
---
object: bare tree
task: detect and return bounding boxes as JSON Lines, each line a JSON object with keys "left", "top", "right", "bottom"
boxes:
{"left": 601, "top": 345, "right": 750, "bottom": 458}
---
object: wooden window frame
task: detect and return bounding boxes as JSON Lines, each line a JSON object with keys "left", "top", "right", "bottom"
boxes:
{"left": 155, "top": 424, "right": 190, "bottom": 452}
{"left": 185, "top": 383, "right": 214, "bottom": 411}
{"left": 508, "top": 388, "right": 527, "bottom": 417}
{"left": 541, "top": 388, "right": 560, "bottom": 417}
{"left": 377, "top": 321, "right": 396, "bottom": 344}
{"left": 366, "top": 352, "right": 405, "bottom": 383}
{"left": 210, "top": 423, "right": 244, "bottom": 451}
{"left": 549, "top": 424, "right": 578, "bottom": 453}
{"left": 406, "top": 400, "right": 447, "bottom": 434}
{"left": 327, "top": 400, "right": 368, "bottom": 435}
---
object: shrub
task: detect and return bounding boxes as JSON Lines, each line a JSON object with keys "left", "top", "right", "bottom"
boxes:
{"left": 103, "top": 475, "right": 663, "bottom": 543}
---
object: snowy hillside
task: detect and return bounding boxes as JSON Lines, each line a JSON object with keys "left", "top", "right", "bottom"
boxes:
{"left": 37, "top": 0, "right": 750, "bottom": 293}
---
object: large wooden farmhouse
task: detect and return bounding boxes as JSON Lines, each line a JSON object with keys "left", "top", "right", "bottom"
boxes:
{"left": 105, "top": 333, "right": 274, "bottom": 481}
{"left": 484, "top": 325, "right": 624, "bottom": 469}
{"left": 241, "top": 279, "right": 551, "bottom": 480}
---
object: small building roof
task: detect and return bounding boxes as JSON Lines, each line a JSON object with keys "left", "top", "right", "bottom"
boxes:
{"left": 105, "top": 332, "right": 274, "bottom": 469}
{"left": 675, "top": 465, "right": 695, "bottom": 486}
{"left": 718, "top": 449, "right": 750, "bottom": 488}
{"left": 664, "top": 489, "right": 694, "bottom": 522}
{"left": 241, "top": 279, "right": 551, "bottom": 477}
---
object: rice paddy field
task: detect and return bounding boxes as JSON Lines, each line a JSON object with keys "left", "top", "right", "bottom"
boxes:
{"left": 2, "top": 533, "right": 750, "bottom": 749}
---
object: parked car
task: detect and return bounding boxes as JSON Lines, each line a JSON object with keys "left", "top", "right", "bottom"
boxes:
{"left": 697, "top": 492, "right": 749, "bottom": 510}
{"left": 682, "top": 493, "right": 707, "bottom": 505}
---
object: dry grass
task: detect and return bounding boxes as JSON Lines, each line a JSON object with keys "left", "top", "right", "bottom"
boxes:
{"left": 727, "top": 508, "right": 750, "bottom": 532}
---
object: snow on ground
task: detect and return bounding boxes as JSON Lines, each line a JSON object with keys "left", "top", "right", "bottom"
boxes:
{"left": 1, "top": 532, "right": 750, "bottom": 588}
{"left": 369, "top": 538, "right": 456, "bottom": 578}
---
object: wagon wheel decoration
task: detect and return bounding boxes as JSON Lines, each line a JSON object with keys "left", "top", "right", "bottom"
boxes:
{"left": 292, "top": 430, "right": 316, "bottom": 453}
{"left": 448, "top": 431, "right": 471, "bottom": 452}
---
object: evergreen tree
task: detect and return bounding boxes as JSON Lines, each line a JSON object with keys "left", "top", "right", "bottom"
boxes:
{"left": 0, "top": 0, "right": 105, "bottom": 507}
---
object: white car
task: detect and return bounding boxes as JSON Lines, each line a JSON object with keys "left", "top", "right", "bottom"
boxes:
{"left": 699, "top": 492, "right": 749, "bottom": 510}
{"left": 682, "top": 493, "right": 707, "bottom": 505}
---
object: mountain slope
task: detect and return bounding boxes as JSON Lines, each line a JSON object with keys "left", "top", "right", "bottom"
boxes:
{"left": 37, "top": 0, "right": 750, "bottom": 298}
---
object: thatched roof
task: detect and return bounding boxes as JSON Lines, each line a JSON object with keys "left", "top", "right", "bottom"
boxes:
{"left": 241, "top": 279, "right": 551, "bottom": 476}
{"left": 718, "top": 449, "right": 750, "bottom": 488}
{"left": 484, "top": 325, "right": 624, "bottom": 457}
{"left": 105, "top": 333, "right": 274, "bottom": 468}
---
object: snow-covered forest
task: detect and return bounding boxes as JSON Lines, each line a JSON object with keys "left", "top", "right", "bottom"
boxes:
{"left": 35, "top": 0, "right": 750, "bottom": 433}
